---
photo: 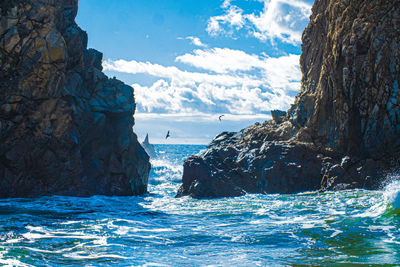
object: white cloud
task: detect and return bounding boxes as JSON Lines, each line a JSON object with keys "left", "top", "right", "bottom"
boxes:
{"left": 104, "top": 48, "right": 300, "bottom": 116}
{"left": 247, "top": 0, "right": 312, "bottom": 44}
{"left": 259, "top": 54, "right": 301, "bottom": 90}
{"left": 136, "top": 112, "right": 271, "bottom": 122}
{"left": 176, "top": 47, "right": 301, "bottom": 87}
{"left": 207, "top": 0, "right": 312, "bottom": 44}
{"left": 176, "top": 48, "right": 261, "bottom": 74}
{"left": 206, "top": 6, "right": 245, "bottom": 36}
{"left": 181, "top": 36, "right": 207, "bottom": 47}
{"left": 134, "top": 112, "right": 272, "bottom": 145}
{"left": 131, "top": 79, "right": 283, "bottom": 115}
{"left": 104, "top": 58, "right": 263, "bottom": 87}
{"left": 221, "top": 0, "right": 232, "bottom": 9}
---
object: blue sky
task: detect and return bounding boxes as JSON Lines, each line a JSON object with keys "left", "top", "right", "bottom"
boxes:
{"left": 76, "top": 0, "right": 314, "bottom": 144}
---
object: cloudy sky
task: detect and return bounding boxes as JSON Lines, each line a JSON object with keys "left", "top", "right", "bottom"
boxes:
{"left": 76, "top": 0, "right": 314, "bottom": 144}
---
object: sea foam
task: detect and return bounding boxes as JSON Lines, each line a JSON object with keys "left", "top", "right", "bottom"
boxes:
{"left": 383, "top": 179, "right": 400, "bottom": 210}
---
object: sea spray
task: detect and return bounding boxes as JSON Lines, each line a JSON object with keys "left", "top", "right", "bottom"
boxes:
{"left": 356, "top": 177, "right": 400, "bottom": 218}
{"left": 383, "top": 179, "right": 400, "bottom": 210}
{"left": 1, "top": 145, "right": 400, "bottom": 265}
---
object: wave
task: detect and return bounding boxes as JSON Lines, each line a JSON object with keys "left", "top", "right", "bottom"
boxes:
{"left": 353, "top": 178, "right": 400, "bottom": 218}
{"left": 151, "top": 157, "right": 183, "bottom": 175}
{"left": 383, "top": 179, "right": 400, "bottom": 210}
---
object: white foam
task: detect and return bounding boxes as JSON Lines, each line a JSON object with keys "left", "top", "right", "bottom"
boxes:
{"left": 330, "top": 229, "right": 342, "bottom": 238}
{"left": 354, "top": 178, "right": 400, "bottom": 218}
{"left": 63, "top": 252, "right": 130, "bottom": 260}
{"left": 151, "top": 158, "right": 182, "bottom": 174}
{"left": 383, "top": 179, "right": 400, "bottom": 210}
{"left": 0, "top": 258, "right": 33, "bottom": 267}
{"left": 353, "top": 201, "right": 387, "bottom": 218}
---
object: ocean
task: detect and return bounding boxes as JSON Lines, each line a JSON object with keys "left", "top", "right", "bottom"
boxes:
{"left": 1, "top": 144, "right": 400, "bottom": 266}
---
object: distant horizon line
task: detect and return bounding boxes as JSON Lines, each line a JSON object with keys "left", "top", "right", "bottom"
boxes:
{"left": 152, "top": 143, "right": 207, "bottom": 146}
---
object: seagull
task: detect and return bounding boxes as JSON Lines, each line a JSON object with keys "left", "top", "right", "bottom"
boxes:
{"left": 219, "top": 115, "right": 225, "bottom": 121}
{"left": 165, "top": 130, "right": 170, "bottom": 139}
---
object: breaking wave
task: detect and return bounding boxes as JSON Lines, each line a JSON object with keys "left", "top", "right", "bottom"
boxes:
{"left": 0, "top": 145, "right": 400, "bottom": 265}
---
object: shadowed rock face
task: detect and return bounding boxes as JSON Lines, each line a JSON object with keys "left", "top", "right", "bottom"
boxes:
{"left": 177, "top": 0, "right": 400, "bottom": 198}
{"left": 0, "top": 0, "right": 151, "bottom": 198}
{"left": 291, "top": 0, "right": 400, "bottom": 158}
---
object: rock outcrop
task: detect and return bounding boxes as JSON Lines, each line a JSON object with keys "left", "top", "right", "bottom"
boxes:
{"left": 0, "top": 0, "right": 151, "bottom": 198}
{"left": 177, "top": 0, "right": 400, "bottom": 198}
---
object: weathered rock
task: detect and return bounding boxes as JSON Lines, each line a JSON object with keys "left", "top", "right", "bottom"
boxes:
{"left": 176, "top": 125, "right": 387, "bottom": 198}
{"left": 291, "top": 0, "right": 400, "bottom": 158}
{"left": 0, "top": 0, "right": 150, "bottom": 198}
{"left": 177, "top": 0, "right": 400, "bottom": 198}
{"left": 271, "top": 110, "right": 286, "bottom": 124}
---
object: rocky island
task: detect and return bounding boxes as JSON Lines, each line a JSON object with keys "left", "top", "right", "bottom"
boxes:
{"left": 177, "top": 0, "right": 400, "bottom": 198}
{"left": 0, "top": 0, "right": 150, "bottom": 198}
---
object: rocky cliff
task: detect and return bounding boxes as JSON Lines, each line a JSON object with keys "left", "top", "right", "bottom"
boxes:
{"left": 291, "top": 0, "right": 400, "bottom": 158}
{"left": 0, "top": 0, "right": 151, "bottom": 198}
{"left": 177, "top": 0, "right": 400, "bottom": 198}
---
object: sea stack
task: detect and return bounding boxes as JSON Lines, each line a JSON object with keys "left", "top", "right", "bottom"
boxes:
{"left": 177, "top": 0, "right": 400, "bottom": 198}
{"left": 0, "top": 0, "right": 151, "bottom": 197}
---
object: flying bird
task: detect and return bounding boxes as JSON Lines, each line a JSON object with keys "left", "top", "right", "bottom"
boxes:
{"left": 165, "top": 130, "right": 170, "bottom": 139}
{"left": 219, "top": 115, "right": 225, "bottom": 121}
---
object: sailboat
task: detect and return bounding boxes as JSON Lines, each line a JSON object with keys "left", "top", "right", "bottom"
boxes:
{"left": 142, "top": 134, "right": 157, "bottom": 158}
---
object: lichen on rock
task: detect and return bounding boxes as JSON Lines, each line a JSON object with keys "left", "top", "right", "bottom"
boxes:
{"left": 177, "top": 0, "right": 400, "bottom": 198}
{"left": 0, "top": 0, "right": 151, "bottom": 198}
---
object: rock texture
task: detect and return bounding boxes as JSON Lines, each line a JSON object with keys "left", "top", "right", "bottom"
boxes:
{"left": 0, "top": 0, "right": 150, "bottom": 198}
{"left": 177, "top": 0, "right": 400, "bottom": 198}
{"left": 291, "top": 0, "right": 400, "bottom": 158}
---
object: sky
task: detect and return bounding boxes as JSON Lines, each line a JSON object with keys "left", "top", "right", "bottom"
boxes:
{"left": 76, "top": 0, "right": 315, "bottom": 144}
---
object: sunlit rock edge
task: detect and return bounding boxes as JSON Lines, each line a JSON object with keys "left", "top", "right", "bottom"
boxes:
{"left": 177, "top": 0, "right": 400, "bottom": 198}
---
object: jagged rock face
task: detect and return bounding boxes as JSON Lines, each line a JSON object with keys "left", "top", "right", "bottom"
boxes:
{"left": 291, "top": 0, "right": 400, "bottom": 158}
{"left": 177, "top": 0, "right": 399, "bottom": 198}
{"left": 0, "top": 0, "right": 151, "bottom": 197}
{"left": 176, "top": 124, "right": 384, "bottom": 198}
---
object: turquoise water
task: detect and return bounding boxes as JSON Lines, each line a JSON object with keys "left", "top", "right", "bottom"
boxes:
{"left": 1, "top": 144, "right": 400, "bottom": 266}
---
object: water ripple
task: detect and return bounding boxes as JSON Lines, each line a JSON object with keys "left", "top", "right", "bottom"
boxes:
{"left": 0, "top": 144, "right": 400, "bottom": 265}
